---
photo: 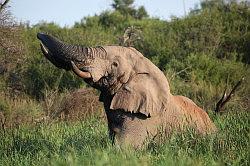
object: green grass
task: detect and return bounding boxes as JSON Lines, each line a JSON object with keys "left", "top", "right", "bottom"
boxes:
{"left": 0, "top": 111, "right": 249, "bottom": 166}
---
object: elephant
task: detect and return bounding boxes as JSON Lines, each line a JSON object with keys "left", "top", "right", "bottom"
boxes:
{"left": 37, "top": 33, "right": 217, "bottom": 148}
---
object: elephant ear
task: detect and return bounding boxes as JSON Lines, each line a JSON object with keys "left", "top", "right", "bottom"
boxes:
{"left": 110, "top": 73, "right": 160, "bottom": 117}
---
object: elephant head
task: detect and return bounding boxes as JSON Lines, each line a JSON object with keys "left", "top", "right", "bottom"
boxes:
{"left": 37, "top": 33, "right": 216, "bottom": 148}
{"left": 37, "top": 33, "right": 171, "bottom": 117}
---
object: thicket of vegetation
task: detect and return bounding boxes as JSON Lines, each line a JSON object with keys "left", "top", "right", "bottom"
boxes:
{"left": 0, "top": 0, "right": 249, "bottom": 165}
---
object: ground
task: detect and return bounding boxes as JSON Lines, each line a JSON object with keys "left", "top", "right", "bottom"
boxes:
{"left": 0, "top": 107, "right": 249, "bottom": 166}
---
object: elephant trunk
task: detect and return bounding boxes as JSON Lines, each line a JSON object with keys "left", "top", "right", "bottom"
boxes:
{"left": 37, "top": 33, "right": 93, "bottom": 78}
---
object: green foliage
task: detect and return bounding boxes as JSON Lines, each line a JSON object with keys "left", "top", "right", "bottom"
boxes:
{"left": 0, "top": 0, "right": 248, "bottom": 107}
{"left": 0, "top": 111, "right": 249, "bottom": 165}
{"left": 136, "top": 6, "right": 148, "bottom": 19}
{"left": 0, "top": 99, "right": 9, "bottom": 113}
{"left": 111, "top": 0, "right": 148, "bottom": 19}
{"left": 0, "top": 0, "right": 248, "bottom": 105}
{"left": 99, "top": 10, "right": 127, "bottom": 28}
{"left": 112, "top": 0, "right": 136, "bottom": 16}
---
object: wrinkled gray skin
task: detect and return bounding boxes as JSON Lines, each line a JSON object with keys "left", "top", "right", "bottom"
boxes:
{"left": 37, "top": 33, "right": 217, "bottom": 149}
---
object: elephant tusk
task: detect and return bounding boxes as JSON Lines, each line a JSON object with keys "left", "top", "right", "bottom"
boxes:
{"left": 70, "top": 61, "right": 91, "bottom": 79}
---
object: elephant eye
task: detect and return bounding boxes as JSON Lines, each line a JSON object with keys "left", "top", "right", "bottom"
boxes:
{"left": 112, "top": 62, "right": 118, "bottom": 68}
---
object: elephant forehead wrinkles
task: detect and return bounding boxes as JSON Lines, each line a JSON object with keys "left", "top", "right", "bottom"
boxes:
{"left": 87, "top": 46, "right": 107, "bottom": 60}
{"left": 76, "top": 47, "right": 107, "bottom": 66}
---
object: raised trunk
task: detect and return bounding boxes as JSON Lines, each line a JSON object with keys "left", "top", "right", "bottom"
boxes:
{"left": 37, "top": 33, "right": 90, "bottom": 70}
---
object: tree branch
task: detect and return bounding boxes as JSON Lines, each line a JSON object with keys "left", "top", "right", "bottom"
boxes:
{"left": 170, "top": 66, "right": 191, "bottom": 80}
{"left": 215, "top": 77, "right": 244, "bottom": 113}
{"left": 0, "top": 0, "right": 10, "bottom": 12}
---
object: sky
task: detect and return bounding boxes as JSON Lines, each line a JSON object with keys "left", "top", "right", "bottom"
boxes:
{"left": 9, "top": 0, "right": 201, "bottom": 27}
